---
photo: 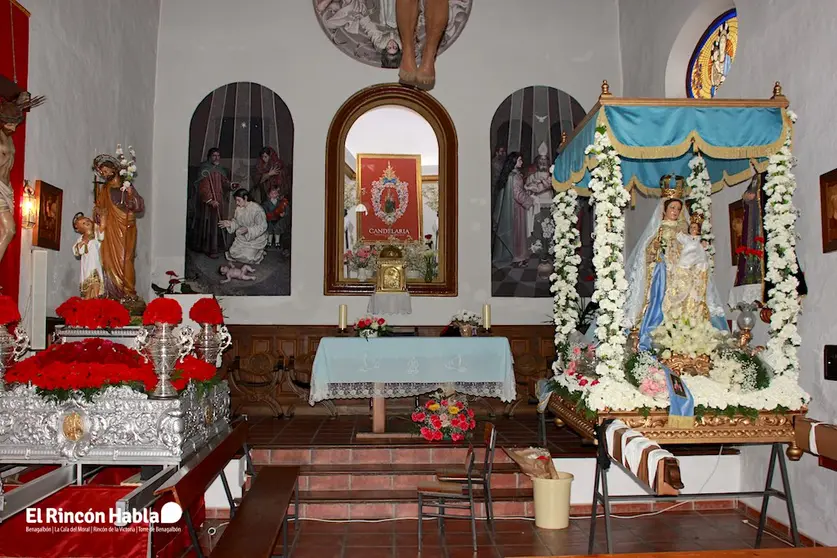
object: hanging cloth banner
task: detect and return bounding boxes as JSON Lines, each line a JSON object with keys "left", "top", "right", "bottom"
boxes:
{"left": 663, "top": 365, "right": 695, "bottom": 428}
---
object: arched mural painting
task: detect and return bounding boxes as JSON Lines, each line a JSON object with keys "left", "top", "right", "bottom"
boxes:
{"left": 185, "top": 82, "right": 294, "bottom": 296}
{"left": 490, "top": 85, "right": 591, "bottom": 298}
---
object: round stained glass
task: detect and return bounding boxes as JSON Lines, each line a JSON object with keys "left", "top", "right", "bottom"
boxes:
{"left": 687, "top": 9, "right": 738, "bottom": 99}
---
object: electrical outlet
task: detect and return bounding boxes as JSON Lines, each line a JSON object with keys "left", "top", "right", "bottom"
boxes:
{"left": 824, "top": 345, "right": 837, "bottom": 381}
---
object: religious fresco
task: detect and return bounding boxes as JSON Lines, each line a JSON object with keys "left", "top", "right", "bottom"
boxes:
{"left": 185, "top": 82, "right": 293, "bottom": 296}
{"left": 687, "top": 9, "right": 737, "bottom": 99}
{"left": 313, "top": 0, "right": 472, "bottom": 69}
{"left": 490, "top": 86, "right": 591, "bottom": 298}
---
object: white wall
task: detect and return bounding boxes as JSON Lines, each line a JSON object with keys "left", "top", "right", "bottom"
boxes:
{"left": 619, "top": 0, "right": 837, "bottom": 545}
{"left": 150, "top": 0, "right": 623, "bottom": 326}
{"left": 19, "top": 0, "right": 160, "bottom": 320}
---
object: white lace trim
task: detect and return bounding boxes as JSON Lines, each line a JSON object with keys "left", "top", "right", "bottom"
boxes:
{"left": 309, "top": 381, "right": 514, "bottom": 403}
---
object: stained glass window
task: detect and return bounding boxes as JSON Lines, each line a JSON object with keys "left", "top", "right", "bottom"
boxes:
{"left": 687, "top": 9, "right": 738, "bottom": 99}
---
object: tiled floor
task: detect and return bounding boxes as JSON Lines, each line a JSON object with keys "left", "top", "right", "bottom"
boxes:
{"left": 246, "top": 414, "right": 734, "bottom": 457}
{"left": 196, "top": 510, "right": 799, "bottom": 557}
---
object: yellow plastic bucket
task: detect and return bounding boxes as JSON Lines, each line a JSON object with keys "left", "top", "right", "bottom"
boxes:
{"left": 532, "top": 472, "right": 574, "bottom": 529}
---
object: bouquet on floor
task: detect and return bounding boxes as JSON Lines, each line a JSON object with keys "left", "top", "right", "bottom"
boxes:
{"left": 503, "top": 447, "right": 561, "bottom": 479}
{"left": 412, "top": 391, "right": 476, "bottom": 442}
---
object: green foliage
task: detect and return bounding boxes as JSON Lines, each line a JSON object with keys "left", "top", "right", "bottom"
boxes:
{"left": 548, "top": 380, "right": 597, "bottom": 421}
{"left": 637, "top": 406, "right": 652, "bottom": 418}
{"left": 624, "top": 352, "right": 642, "bottom": 387}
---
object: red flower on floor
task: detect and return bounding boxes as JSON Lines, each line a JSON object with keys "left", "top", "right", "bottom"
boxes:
{"left": 412, "top": 391, "right": 476, "bottom": 442}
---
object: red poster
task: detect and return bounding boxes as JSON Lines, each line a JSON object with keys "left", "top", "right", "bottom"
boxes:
{"left": 0, "top": 0, "right": 30, "bottom": 303}
{"left": 356, "top": 154, "right": 423, "bottom": 242}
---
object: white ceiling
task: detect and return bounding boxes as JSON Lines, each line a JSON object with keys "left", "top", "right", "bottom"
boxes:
{"left": 345, "top": 105, "right": 439, "bottom": 167}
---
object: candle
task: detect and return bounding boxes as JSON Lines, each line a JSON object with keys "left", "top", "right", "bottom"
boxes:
{"left": 482, "top": 304, "right": 491, "bottom": 330}
{"left": 339, "top": 304, "right": 348, "bottom": 330}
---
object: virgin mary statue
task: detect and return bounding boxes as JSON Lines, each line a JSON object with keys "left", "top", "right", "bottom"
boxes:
{"left": 623, "top": 175, "right": 727, "bottom": 351}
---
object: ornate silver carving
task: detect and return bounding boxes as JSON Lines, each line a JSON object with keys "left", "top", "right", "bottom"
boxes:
{"left": 134, "top": 324, "right": 194, "bottom": 399}
{"left": 0, "top": 324, "right": 29, "bottom": 391}
{"left": 0, "top": 381, "right": 230, "bottom": 466}
{"left": 193, "top": 324, "right": 232, "bottom": 367}
{"left": 53, "top": 325, "right": 145, "bottom": 347}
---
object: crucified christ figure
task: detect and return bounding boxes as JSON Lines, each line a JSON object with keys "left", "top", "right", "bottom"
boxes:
{"left": 396, "top": 0, "right": 449, "bottom": 91}
{"left": 0, "top": 92, "right": 45, "bottom": 268}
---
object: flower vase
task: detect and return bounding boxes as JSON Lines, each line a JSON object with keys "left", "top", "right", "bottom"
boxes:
{"left": 360, "top": 329, "right": 378, "bottom": 339}
{"left": 459, "top": 324, "right": 476, "bottom": 337}
{"left": 537, "top": 260, "right": 552, "bottom": 278}
{"left": 357, "top": 268, "right": 370, "bottom": 282}
{"left": 193, "top": 323, "right": 232, "bottom": 366}
{"left": 136, "top": 323, "right": 193, "bottom": 399}
{"left": 0, "top": 324, "right": 29, "bottom": 391}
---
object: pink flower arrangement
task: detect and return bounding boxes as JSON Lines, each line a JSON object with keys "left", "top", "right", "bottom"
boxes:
{"left": 639, "top": 366, "right": 667, "bottom": 397}
{"left": 563, "top": 343, "right": 599, "bottom": 388}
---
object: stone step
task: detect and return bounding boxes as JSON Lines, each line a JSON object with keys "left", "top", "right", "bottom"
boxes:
{"left": 251, "top": 446, "right": 515, "bottom": 466}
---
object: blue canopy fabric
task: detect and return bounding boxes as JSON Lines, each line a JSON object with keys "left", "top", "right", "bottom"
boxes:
{"left": 552, "top": 101, "right": 793, "bottom": 196}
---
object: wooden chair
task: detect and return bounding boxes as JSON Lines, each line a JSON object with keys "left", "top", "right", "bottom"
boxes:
{"left": 435, "top": 423, "right": 497, "bottom": 527}
{"left": 227, "top": 353, "right": 286, "bottom": 418}
{"left": 152, "top": 420, "right": 299, "bottom": 558}
{"left": 417, "top": 445, "right": 478, "bottom": 552}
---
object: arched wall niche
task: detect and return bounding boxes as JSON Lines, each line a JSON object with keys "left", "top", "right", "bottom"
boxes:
{"left": 323, "top": 83, "right": 458, "bottom": 296}
{"left": 665, "top": 0, "right": 737, "bottom": 98}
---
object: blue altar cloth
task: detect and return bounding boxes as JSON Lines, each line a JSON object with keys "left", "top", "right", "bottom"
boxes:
{"left": 309, "top": 337, "right": 517, "bottom": 403}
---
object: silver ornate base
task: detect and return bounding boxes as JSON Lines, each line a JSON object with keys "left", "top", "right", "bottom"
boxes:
{"left": 0, "top": 381, "right": 230, "bottom": 466}
{"left": 53, "top": 325, "right": 146, "bottom": 346}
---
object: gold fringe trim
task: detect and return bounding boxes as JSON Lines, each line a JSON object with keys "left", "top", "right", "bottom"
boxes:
{"left": 667, "top": 414, "right": 696, "bottom": 429}
{"left": 552, "top": 107, "right": 791, "bottom": 194}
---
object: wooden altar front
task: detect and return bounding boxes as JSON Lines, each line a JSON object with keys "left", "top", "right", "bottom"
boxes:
{"left": 219, "top": 324, "right": 555, "bottom": 419}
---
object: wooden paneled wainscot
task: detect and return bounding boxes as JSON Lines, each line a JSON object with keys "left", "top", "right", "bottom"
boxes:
{"left": 221, "top": 325, "right": 555, "bottom": 419}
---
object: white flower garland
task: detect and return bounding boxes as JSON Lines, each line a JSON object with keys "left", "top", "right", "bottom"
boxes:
{"left": 686, "top": 154, "right": 714, "bottom": 266}
{"left": 587, "top": 126, "right": 630, "bottom": 380}
{"left": 763, "top": 109, "right": 801, "bottom": 379}
{"left": 550, "top": 189, "right": 581, "bottom": 362}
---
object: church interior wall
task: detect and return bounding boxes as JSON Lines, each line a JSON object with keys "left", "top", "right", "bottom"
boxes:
{"left": 620, "top": 0, "right": 837, "bottom": 545}
{"left": 17, "top": 0, "right": 161, "bottom": 327}
{"left": 149, "top": 0, "right": 623, "bottom": 325}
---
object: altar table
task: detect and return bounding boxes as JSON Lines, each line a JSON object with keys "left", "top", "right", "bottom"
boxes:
{"left": 310, "top": 337, "right": 516, "bottom": 434}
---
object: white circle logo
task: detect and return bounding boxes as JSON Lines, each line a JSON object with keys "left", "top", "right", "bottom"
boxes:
{"left": 160, "top": 502, "right": 183, "bottom": 524}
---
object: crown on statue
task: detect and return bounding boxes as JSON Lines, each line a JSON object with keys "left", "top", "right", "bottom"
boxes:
{"left": 659, "top": 174, "right": 686, "bottom": 199}
{"left": 690, "top": 213, "right": 705, "bottom": 227}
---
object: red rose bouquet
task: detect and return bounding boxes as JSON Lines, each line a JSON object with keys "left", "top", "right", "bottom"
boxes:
{"left": 56, "top": 297, "right": 131, "bottom": 329}
{"left": 189, "top": 297, "right": 224, "bottom": 325}
{"left": 353, "top": 315, "right": 392, "bottom": 338}
{"left": 0, "top": 295, "right": 21, "bottom": 326}
{"left": 411, "top": 391, "right": 476, "bottom": 442}
{"left": 143, "top": 297, "right": 183, "bottom": 326}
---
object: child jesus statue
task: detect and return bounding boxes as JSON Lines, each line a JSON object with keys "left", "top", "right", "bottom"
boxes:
{"left": 72, "top": 212, "right": 105, "bottom": 299}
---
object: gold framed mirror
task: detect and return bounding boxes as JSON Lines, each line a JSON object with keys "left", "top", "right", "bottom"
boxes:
{"left": 324, "top": 83, "right": 458, "bottom": 296}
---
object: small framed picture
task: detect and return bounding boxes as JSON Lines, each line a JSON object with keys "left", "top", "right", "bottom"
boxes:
{"left": 32, "top": 180, "right": 63, "bottom": 251}
{"left": 728, "top": 199, "right": 745, "bottom": 266}
{"left": 820, "top": 169, "right": 837, "bottom": 253}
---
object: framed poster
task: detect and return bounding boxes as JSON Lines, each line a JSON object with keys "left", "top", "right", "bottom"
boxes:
{"left": 728, "top": 198, "right": 745, "bottom": 265}
{"left": 356, "top": 154, "right": 422, "bottom": 243}
{"left": 32, "top": 180, "right": 62, "bottom": 251}
{"left": 820, "top": 168, "right": 837, "bottom": 253}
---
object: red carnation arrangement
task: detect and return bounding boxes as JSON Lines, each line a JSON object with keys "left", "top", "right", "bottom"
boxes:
{"left": 5, "top": 338, "right": 219, "bottom": 402}
{"left": 171, "top": 355, "right": 217, "bottom": 391}
{"left": 143, "top": 297, "right": 183, "bottom": 326}
{"left": 5, "top": 338, "right": 158, "bottom": 401}
{"left": 56, "top": 297, "right": 131, "bottom": 329}
{"left": 189, "top": 297, "right": 224, "bottom": 325}
{"left": 0, "top": 295, "right": 21, "bottom": 326}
